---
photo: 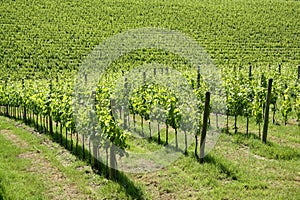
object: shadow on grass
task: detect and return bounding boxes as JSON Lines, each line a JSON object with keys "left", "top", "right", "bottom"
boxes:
{"left": 113, "top": 170, "right": 144, "bottom": 200}
{"left": 203, "top": 154, "right": 239, "bottom": 180}
{"left": 1, "top": 115, "right": 145, "bottom": 200}
{"left": 50, "top": 130, "right": 145, "bottom": 200}
{"left": 227, "top": 130, "right": 261, "bottom": 140}
{"left": 0, "top": 180, "right": 3, "bottom": 200}
{"left": 228, "top": 130, "right": 300, "bottom": 160}
{"left": 130, "top": 127, "right": 184, "bottom": 153}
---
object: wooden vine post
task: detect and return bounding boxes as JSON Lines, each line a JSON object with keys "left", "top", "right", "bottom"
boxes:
{"left": 298, "top": 65, "right": 300, "bottom": 80}
{"left": 195, "top": 66, "right": 200, "bottom": 159}
{"left": 246, "top": 66, "right": 254, "bottom": 135}
{"left": 5, "top": 80, "right": 8, "bottom": 117}
{"left": 262, "top": 79, "right": 273, "bottom": 143}
{"left": 22, "top": 79, "right": 27, "bottom": 123}
{"left": 109, "top": 98, "right": 117, "bottom": 180}
{"left": 123, "top": 77, "right": 128, "bottom": 129}
{"left": 92, "top": 90, "right": 98, "bottom": 170}
{"left": 200, "top": 92, "right": 210, "bottom": 164}
{"left": 249, "top": 65, "right": 252, "bottom": 80}
{"left": 82, "top": 73, "right": 87, "bottom": 160}
{"left": 49, "top": 80, "right": 53, "bottom": 135}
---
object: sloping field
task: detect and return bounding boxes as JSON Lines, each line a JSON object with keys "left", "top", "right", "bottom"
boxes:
{"left": 0, "top": 0, "right": 299, "bottom": 79}
{"left": 0, "top": 0, "right": 299, "bottom": 199}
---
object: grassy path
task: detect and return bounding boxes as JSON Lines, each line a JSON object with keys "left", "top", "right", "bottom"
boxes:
{"left": 0, "top": 116, "right": 144, "bottom": 199}
{"left": 0, "top": 115, "right": 299, "bottom": 199}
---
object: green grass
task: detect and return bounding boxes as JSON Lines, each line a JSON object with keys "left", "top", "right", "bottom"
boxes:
{"left": 0, "top": 0, "right": 299, "bottom": 199}
{"left": 0, "top": 116, "right": 147, "bottom": 199}
{"left": 1, "top": 114, "right": 299, "bottom": 199}
{"left": 129, "top": 131, "right": 300, "bottom": 199}
{"left": 0, "top": 127, "right": 45, "bottom": 199}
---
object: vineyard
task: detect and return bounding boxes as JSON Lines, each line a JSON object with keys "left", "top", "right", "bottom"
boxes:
{"left": 0, "top": 0, "right": 299, "bottom": 199}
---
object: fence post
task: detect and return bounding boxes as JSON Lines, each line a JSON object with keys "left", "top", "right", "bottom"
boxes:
{"left": 109, "top": 98, "right": 117, "bottom": 180}
{"left": 5, "top": 80, "right": 8, "bottom": 117}
{"left": 195, "top": 66, "right": 201, "bottom": 159}
{"left": 197, "top": 67, "right": 200, "bottom": 89}
{"left": 249, "top": 65, "right": 252, "bottom": 80}
{"left": 92, "top": 90, "right": 98, "bottom": 169}
{"left": 200, "top": 92, "right": 210, "bottom": 164}
{"left": 82, "top": 73, "right": 88, "bottom": 160}
{"left": 262, "top": 79, "right": 273, "bottom": 143}
{"left": 22, "top": 79, "right": 27, "bottom": 123}
{"left": 49, "top": 80, "right": 53, "bottom": 135}
{"left": 123, "top": 77, "right": 128, "bottom": 129}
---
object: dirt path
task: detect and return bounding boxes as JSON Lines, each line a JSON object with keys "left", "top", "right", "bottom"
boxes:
{"left": 1, "top": 129, "right": 29, "bottom": 148}
{"left": 0, "top": 129, "right": 87, "bottom": 200}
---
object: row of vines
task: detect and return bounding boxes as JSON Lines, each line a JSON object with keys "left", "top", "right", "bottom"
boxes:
{"left": 0, "top": 65, "right": 299, "bottom": 176}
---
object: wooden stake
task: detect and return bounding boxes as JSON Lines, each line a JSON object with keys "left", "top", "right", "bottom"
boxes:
{"left": 262, "top": 79, "right": 273, "bottom": 143}
{"left": 200, "top": 92, "right": 210, "bottom": 164}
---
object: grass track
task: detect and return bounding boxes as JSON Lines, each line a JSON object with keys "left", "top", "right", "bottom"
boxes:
{"left": 0, "top": 116, "right": 147, "bottom": 200}
{"left": 0, "top": 116, "right": 299, "bottom": 199}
